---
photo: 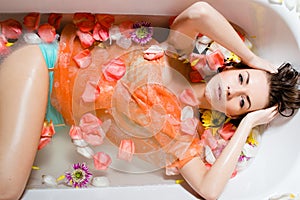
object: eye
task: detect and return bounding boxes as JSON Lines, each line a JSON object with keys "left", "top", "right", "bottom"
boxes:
{"left": 240, "top": 96, "right": 245, "bottom": 108}
{"left": 239, "top": 74, "right": 243, "bottom": 84}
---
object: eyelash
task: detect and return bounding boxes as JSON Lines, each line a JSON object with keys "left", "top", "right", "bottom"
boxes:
{"left": 239, "top": 74, "right": 243, "bottom": 84}
{"left": 240, "top": 97, "right": 245, "bottom": 108}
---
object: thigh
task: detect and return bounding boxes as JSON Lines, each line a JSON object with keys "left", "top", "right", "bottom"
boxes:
{"left": 0, "top": 45, "right": 49, "bottom": 198}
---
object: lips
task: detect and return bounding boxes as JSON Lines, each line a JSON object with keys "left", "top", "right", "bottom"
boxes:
{"left": 218, "top": 84, "right": 222, "bottom": 101}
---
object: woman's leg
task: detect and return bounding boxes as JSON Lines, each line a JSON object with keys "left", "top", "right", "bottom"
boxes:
{"left": 0, "top": 45, "right": 49, "bottom": 200}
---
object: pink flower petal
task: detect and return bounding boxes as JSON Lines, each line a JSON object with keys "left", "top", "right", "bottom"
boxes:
{"left": 206, "top": 49, "right": 225, "bottom": 71}
{"left": 218, "top": 123, "right": 236, "bottom": 140}
{"left": 82, "top": 132, "right": 104, "bottom": 146}
{"left": 69, "top": 125, "right": 83, "bottom": 140}
{"left": 179, "top": 88, "right": 199, "bottom": 106}
{"left": 189, "top": 53, "right": 206, "bottom": 71}
{"left": 201, "top": 129, "right": 218, "bottom": 150}
{"left": 76, "top": 30, "right": 95, "bottom": 48}
{"left": 93, "top": 152, "right": 112, "bottom": 170}
{"left": 180, "top": 117, "right": 198, "bottom": 135}
{"left": 144, "top": 52, "right": 164, "bottom": 61}
{"left": 1, "top": 18, "right": 22, "bottom": 39}
{"left": 102, "top": 58, "right": 126, "bottom": 81}
{"left": 93, "top": 23, "right": 109, "bottom": 42}
{"left": 81, "top": 81, "right": 100, "bottom": 103}
{"left": 73, "top": 49, "right": 92, "bottom": 69}
{"left": 79, "top": 113, "right": 102, "bottom": 133}
{"left": 118, "top": 139, "right": 135, "bottom": 162}
{"left": 0, "top": 35, "right": 8, "bottom": 54}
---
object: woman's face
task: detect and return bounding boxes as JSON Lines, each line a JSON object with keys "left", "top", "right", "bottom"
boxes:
{"left": 205, "top": 68, "right": 270, "bottom": 117}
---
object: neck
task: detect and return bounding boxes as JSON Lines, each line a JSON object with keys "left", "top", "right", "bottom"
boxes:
{"left": 191, "top": 82, "right": 211, "bottom": 109}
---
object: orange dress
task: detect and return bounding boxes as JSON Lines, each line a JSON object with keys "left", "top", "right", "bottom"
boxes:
{"left": 51, "top": 24, "right": 204, "bottom": 171}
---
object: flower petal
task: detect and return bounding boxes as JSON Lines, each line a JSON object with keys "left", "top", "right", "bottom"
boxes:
{"left": 23, "top": 12, "right": 40, "bottom": 31}
{"left": 73, "top": 13, "right": 95, "bottom": 32}
{"left": 37, "top": 23, "right": 56, "bottom": 43}
{"left": 73, "top": 49, "right": 92, "bottom": 69}
{"left": 118, "top": 139, "right": 135, "bottom": 162}
{"left": 81, "top": 81, "right": 101, "bottom": 103}
{"left": 72, "top": 139, "right": 88, "bottom": 147}
{"left": 76, "top": 30, "right": 95, "bottom": 48}
{"left": 218, "top": 123, "right": 236, "bottom": 140}
{"left": 180, "top": 106, "right": 194, "bottom": 121}
{"left": 93, "top": 152, "right": 112, "bottom": 170}
{"left": 102, "top": 58, "right": 126, "bottom": 81}
{"left": 77, "top": 146, "right": 95, "bottom": 159}
{"left": 180, "top": 117, "right": 198, "bottom": 136}
{"left": 179, "top": 88, "right": 199, "bottom": 106}
{"left": 1, "top": 18, "right": 22, "bottom": 39}
{"left": 93, "top": 23, "right": 109, "bottom": 41}
{"left": 206, "top": 49, "right": 225, "bottom": 71}
{"left": 189, "top": 70, "right": 204, "bottom": 83}
{"left": 38, "top": 137, "right": 52, "bottom": 150}
{"left": 48, "top": 13, "right": 62, "bottom": 30}
{"left": 42, "top": 175, "right": 58, "bottom": 186}
{"left": 91, "top": 176, "right": 110, "bottom": 187}
{"left": 69, "top": 125, "right": 83, "bottom": 140}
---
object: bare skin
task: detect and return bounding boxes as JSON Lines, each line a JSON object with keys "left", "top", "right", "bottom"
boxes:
{"left": 0, "top": 2, "right": 278, "bottom": 200}
{"left": 0, "top": 45, "right": 49, "bottom": 200}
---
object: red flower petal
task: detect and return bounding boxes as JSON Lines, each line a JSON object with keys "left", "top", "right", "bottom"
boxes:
{"left": 23, "top": 12, "right": 40, "bottom": 31}
{"left": 37, "top": 23, "right": 56, "bottom": 43}
{"left": 206, "top": 49, "right": 225, "bottom": 71}
{"left": 48, "top": 13, "right": 62, "bottom": 30}
{"left": 189, "top": 70, "right": 204, "bottom": 83}
{"left": 73, "top": 49, "right": 92, "bottom": 69}
{"left": 143, "top": 51, "right": 164, "bottom": 61}
{"left": 119, "top": 20, "right": 134, "bottom": 38}
{"left": 38, "top": 137, "right": 51, "bottom": 150}
{"left": 73, "top": 13, "right": 95, "bottom": 33}
{"left": 1, "top": 18, "right": 22, "bottom": 39}
{"left": 93, "top": 23, "right": 109, "bottom": 41}
{"left": 102, "top": 58, "right": 126, "bottom": 81}
{"left": 69, "top": 125, "right": 83, "bottom": 140}
{"left": 218, "top": 123, "right": 236, "bottom": 140}
{"left": 41, "top": 121, "right": 56, "bottom": 137}
{"left": 93, "top": 152, "right": 112, "bottom": 170}
{"left": 118, "top": 139, "right": 135, "bottom": 162}
{"left": 76, "top": 30, "right": 95, "bottom": 48}
{"left": 179, "top": 88, "right": 199, "bottom": 106}
{"left": 95, "top": 14, "right": 114, "bottom": 29}
{"left": 81, "top": 81, "right": 100, "bottom": 103}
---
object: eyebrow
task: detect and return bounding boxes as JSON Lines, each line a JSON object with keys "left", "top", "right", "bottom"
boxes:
{"left": 245, "top": 71, "right": 251, "bottom": 109}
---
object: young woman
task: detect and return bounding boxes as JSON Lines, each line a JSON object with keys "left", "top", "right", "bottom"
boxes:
{"left": 0, "top": 1, "right": 299, "bottom": 200}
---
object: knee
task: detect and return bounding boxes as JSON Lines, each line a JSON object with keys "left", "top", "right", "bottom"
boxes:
{"left": 186, "top": 1, "right": 212, "bottom": 19}
{"left": 0, "top": 182, "right": 25, "bottom": 200}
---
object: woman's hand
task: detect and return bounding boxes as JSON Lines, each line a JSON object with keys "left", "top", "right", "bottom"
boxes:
{"left": 246, "top": 55, "right": 278, "bottom": 74}
{"left": 244, "top": 106, "right": 278, "bottom": 127}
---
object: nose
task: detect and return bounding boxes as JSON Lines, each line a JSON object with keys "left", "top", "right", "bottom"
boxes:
{"left": 226, "top": 86, "right": 246, "bottom": 99}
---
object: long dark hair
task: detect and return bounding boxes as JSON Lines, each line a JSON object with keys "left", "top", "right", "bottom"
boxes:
{"left": 268, "top": 63, "right": 300, "bottom": 117}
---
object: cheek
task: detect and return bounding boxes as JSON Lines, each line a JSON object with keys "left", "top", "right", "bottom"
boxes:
{"left": 224, "top": 99, "right": 240, "bottom": 116}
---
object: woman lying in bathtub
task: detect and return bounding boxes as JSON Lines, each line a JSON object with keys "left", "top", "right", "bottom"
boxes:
{"left": 0, "top": 1, "right": 299, "bottom": 200}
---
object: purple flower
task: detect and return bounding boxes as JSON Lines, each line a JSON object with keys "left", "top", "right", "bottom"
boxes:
{"left": 131, "top": 21, "right": 153, "bottom": 45}
{"left": 65, "top": 163, "right": 92, "bottom": 188}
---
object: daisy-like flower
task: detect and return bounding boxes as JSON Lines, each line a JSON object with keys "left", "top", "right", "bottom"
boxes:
{"left": 201, "top": 110, "right": 227, "bottom": 128}
{"left": 131, "top": 21, "right": 153, "bottom": 45}
{"left": 65, "top": 162, "right": 92, "bottom": 188}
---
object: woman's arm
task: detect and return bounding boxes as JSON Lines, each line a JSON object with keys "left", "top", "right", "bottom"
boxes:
{"left": 168, "top": 1, "right": 277, "bottom": 73}
{"left": 179, "top": 106, "right": 278, "bottom": 200}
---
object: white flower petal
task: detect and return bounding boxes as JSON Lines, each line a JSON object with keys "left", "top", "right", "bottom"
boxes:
{"left": 205, "top": 146, "right": 216, "bottom": 165}
{"left": 72, "top": 139, "right": 88, "bottom": 147}
{"left": 23, "top": 33, "right": 42, "bottom": 44}
{"left": 198, "top": 35, "right": 212, "bottom": 44}
{"left": 42, "top": 175, "right": 57, "bottom": 186}
{"left": 77, "top": 146, "right": 95, "bottom": 159}
{"left": 116, "top": 35, "right": 132, "bottom": 49}
{"left": 180, "top": 106, "right": 194, "bottom": 121}
{"left": 242, "top": 143, "right": 259, "bottom": 158}
{"left": 268, "top": 0, "right": 283, "bottom": 4}
{"left": 143, "top": 45, "right": 164, "bottom": 54}
{"left": 109, "top": 25, "right": 122, "bottom": 41}
{"left": 91, "top": 176, "right": 110, "bottom": 187}
{"left": 195, "top": 42, "right": 208, "bottom": 54}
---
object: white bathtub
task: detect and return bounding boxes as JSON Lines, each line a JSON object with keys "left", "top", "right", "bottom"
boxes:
{"left": 1, "top": 0, "right": 299, "bottom": 199}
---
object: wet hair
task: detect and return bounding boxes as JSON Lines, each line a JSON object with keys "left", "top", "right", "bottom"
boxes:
{"left": 222, "top": 62, "right": 300, "bottom": 117}
{"left": 267, "top": 63, "right": 300, "bottom": 117}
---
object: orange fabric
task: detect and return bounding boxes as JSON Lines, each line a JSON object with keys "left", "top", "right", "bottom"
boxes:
{"left": 52, "top": 24, "right": 203, "bottom": 169}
